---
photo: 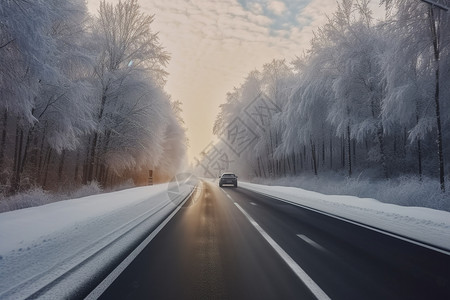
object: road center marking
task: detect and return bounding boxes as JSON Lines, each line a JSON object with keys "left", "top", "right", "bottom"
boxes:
{"left": 297, "top": 234, "right": 327, "bottom": 252}
{"left": 250, "top": 202, "right": 257, "bottom": 206}
{"left": 234, "top": 202, "right": 330, "bottom": 300}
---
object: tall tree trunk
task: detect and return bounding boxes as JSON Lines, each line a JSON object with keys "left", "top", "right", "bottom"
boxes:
{"left": 87, "top": 86, "right": 109, "bottom": 183}
{"left": 260, "top": 156, "right": 267, "bottom": 178}
{"left": 19, "top": 127, "right": 34, "bottom": 174}
{"left": 310, "top": 139, "right": 317, "bottom": 176}
{"left": 0, "top": 110, "right": 8, "bottom": 168}
{"left": 74, "top": 150, "right": 80, "bottom": 183}
{"left": 403, "top": 128, "right": 407, "bottom": 157}
{"left": 257, "top": 156, "right": 262, "bottom": 178}
{"left": 347, "top": 125, "right": 352, "bottom": 177}
{"left": 30, "top": 134, "right": 39, "bottom": 184}
{"left": 12, "top": 121, "right": 20, "bottom": 177}
{"left": 417, "top": 139, "right": 422, "bottom": 181}
{"left": 98, "top": 165, "right": 105, "bottom": 187}
{"left": 292, "top": 153, "right": 296, "bottom": 175}
{"left": 377, "top": 125, "right": 388, "bottom": 178}
{"left": 299, "top": 151, "right": 303, "bottom": 171}
{"left": 99, "top": 130, "right": 111, "bottom": 184}
{"left": 58, "top": 149, "right": 66, "bottom": 183}
{"left": 303, "top": 145, "right": 306, "bottom": 161}
{"left": 103, "top": 167, "right": 110, "bottom": 188}
{"left": 11, "top": 125, "right": 24, "bottom": 193}
{"left": 352, "top": 139, "right": 356, "bottom": 166}
{"left": 269, "top": 131, "right": 275, "bottom": 177}
{"left": 329, "top": 136, "right": 333, "bottom": 169}
{"left": 434, "top": 52, "right": 445, "bottom": 192}
{"left": 43, "top": 148, "right": 53, "bottom": 188}
{"left": 322, "top": 139, "right": 325, "bottom": 167}
{"left": 415, "top": 113, "right": 422, "bottom": 181}
{"left": 36, "top": 127, "right": 47, "bottom": 182}
{"left": 87, "top": 132, "right": 98, "bottom": 183}
{"left": 429, "top": 6, "right": 445, "bottom": 192}
{"left": 266, "top": 146, "right": 272, "bottom": 177}
{"left": 393, "top": 135, "right": 397, "bottom": 156}
{"left": 82, "top": 137, "right": 91, "bottom": 184}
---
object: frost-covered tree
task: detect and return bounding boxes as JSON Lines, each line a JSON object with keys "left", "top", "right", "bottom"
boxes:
{"left": 211, "top": 60, "right": 294, "bottom": 178}
{"left": 0, "top": 0, "right": 95, "bottom": 192}
{"left": 210, "top": 0, "right": 449, "bottom": 189}
{"left": 0, "top": 0, "right": 186, "bottom": 196}
{"left": 86, "top": 0, "right": 171, "bottom": 183}
{"left": 155, "top": 100, "right": 188, "bottom": 180}
{"left": 0, "top": 0, "right": 53, "bottom": 176}
{"left": 325, "top": 1, "right": 390, "bottom": 177}
{"left": 0, "top": 0, "right": 53, "bottom": 122}
{"left": 381, "top": 0, "right": 450, "bottom": 190}
{"left": 283, "top": 52, "right": 335, "bottom": 176}
{"left": 381, "top": 23, "right": 434, "bottom": 180}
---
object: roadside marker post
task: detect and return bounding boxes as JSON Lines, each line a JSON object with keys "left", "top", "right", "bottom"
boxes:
{"left": 148, "top": 170, "right": 153, "bottom": 186}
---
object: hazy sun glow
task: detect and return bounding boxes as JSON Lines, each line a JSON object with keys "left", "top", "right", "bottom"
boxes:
{"left": 86, "top": 0, "right": 344, "bottom": 162}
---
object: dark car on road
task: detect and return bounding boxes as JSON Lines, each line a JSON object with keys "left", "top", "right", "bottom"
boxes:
{"left": 219, "top": 173, "right": 238, "bottom": 187}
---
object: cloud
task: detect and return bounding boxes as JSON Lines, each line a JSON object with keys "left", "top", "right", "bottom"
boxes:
{"left": 248, "top": 2, "right": 263, "bottom": 14}
{"left": 267, "top": 1, "right": 287, "bottom": 16}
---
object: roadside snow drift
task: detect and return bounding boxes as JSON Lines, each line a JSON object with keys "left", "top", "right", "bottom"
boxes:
{"left": 240, "top": 182, "right": 450, "bottom": 252}
{"left": 0, "top": 183, "right": 194, "bottom": 299}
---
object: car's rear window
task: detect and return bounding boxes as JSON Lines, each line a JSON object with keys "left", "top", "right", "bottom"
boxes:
{"left": 222, "top": 174, "right": 235, "bottom": 178}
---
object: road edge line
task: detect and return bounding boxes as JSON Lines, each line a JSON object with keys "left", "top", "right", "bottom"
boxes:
{"left": 240, "top": 185, "right": 450, "bottom": 256}
{"left": 233, "top": 201, "right": 331, "bottom": 300}
{"left": 84, "top": 183, "right": 202, "bottom": 300}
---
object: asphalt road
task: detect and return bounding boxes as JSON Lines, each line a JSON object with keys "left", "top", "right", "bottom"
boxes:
{"left": 98, "top": 181, "right": 450, "bottom": 300}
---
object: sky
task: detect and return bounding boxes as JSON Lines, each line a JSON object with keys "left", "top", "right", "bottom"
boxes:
{"left": 85, "top": 0, "right": 372, "bottom": 162}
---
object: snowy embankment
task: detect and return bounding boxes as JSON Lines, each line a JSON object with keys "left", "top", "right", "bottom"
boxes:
{"left": 240, "top": 182, "right": 450, "bottom": 252}
{"left": 251, "top": 174, "right": 450, "bottom": 211}
{"left": 0, "top": 183, "right": 194, "bottom": 299}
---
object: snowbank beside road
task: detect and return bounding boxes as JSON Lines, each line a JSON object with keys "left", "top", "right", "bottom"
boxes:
{"left": 240, "top": 182, "right": 450, "bottom": 252}
{"left": 0, "top": 185, "right": 166, "bottom": 254}
{"left": 0, "top": 183, "right": 194, "bottom": 299}
{"left": 251, "top": 174, "right": 450, "bottom": 211}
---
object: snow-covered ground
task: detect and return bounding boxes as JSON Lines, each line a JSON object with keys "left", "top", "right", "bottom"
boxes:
{"left": 0, "top": 183, "right": 194, "bottom": 299}
{"left": 251, "top": 174, "right": 450, "bottom": 212}
{"left": 240, "top": 182, "right": 450, "bottom": 252}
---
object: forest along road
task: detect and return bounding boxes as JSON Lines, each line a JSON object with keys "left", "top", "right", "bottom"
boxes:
{"left": 97, "top": 181, "right": 450, "bottom": 300}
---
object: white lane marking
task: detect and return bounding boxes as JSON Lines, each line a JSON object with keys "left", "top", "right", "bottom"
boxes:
{"left": 234, "top": 202, "right": 330, "bottom": 300}
{"left": 85, "top": 183, "right": 200, "bottom": 300}
{"left": 244, "top": 188, "right": 450, "bottom": 256}
{"left": 297, "top": 234, "right": 327, "bottom": 252}
{"left": 250, "top": 202, "right": 257, "bottom": 206}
